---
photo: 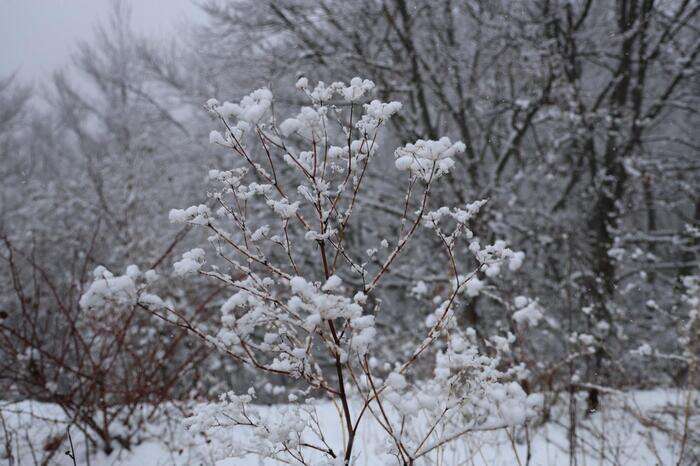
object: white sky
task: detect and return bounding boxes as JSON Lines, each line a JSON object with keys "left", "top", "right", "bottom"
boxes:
{"left": 0, "top": 0, "right": 201, "bottom": 81}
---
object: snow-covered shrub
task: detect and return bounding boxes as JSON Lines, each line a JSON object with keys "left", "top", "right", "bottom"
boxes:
{"left": 82, "top": 77, "right": 543, "bottom": 464}
{"left": 0, "top": 236, "right": 214, "bottom": 455}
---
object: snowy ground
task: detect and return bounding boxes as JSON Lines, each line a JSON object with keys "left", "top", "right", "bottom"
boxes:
{"left": 2, "top": 389, "right": 697, "bottom": 465}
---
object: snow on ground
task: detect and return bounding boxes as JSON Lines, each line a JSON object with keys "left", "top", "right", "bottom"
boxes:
{"left": 2, "top": 389, "right": 697, "bottom": 465}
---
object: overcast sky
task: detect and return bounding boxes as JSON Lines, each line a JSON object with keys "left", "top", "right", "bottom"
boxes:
{"left": 0, "top": 0, "right": 201, "bottom": 81}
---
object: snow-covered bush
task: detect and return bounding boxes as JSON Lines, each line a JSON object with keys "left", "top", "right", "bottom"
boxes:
{"left": 0, "top": 236, "right": 217, "bottom": 455}
{"left": 81, "top": 77, "right": 543, "bottom": 464}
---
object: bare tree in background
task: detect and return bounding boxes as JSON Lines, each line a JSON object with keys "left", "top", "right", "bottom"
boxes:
{"left": 198, "top": 0, "right": 700, "bottom": 400}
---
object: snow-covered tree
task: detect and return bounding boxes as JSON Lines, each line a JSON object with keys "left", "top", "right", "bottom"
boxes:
{"left": 81, "top": 77, "right": 545, "bottom": 464}
{"left": 197, "top": 0, "right": 700, "bottom": 404}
